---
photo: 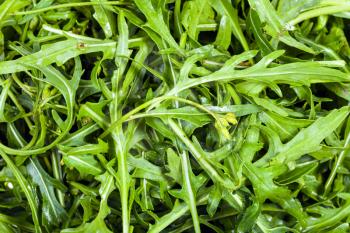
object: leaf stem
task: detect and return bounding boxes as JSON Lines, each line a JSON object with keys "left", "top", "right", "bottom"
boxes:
{"left": 180, "top": 151, "right": 201, "bottom": 233}
{"left": 51, "top": 151, "right": 65, "bottom": 207}
{"left": 12, "top": 1, "right": 129, "bottom": 16}
{"left": 288, "top": 4, "right": 350, "bottom": 26}
{"left": 324, "top": 130, "right": 350, "bottom": 196}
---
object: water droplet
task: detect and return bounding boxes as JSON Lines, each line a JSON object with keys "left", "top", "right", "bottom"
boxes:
{"left": 285, "top": 23, "right": 295, "bottom": 31}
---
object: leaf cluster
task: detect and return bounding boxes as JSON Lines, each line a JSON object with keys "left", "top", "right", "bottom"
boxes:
{"left": 0, "top": 0, "right": 350, "bottom": 232}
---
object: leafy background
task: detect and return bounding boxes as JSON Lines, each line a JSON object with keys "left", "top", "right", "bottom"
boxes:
{"left": 0, "top": 0, "right": 350, "bottom": 232}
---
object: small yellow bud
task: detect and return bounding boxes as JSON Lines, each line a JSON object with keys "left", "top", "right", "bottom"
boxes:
{"left": 225, "top": 113, "right": 237, "bottom": 124}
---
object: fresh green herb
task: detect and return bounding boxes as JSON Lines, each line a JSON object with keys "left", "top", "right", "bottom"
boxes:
{"left": 1, "top": 0, "right": 350, "bottom": 232}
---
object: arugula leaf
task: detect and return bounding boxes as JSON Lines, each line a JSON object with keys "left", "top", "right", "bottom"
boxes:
{"left": 0, "top": 0, "right": 350, "bottom": 232}
{"left": 27, "top": 158, "right": 67, "bottom": 230}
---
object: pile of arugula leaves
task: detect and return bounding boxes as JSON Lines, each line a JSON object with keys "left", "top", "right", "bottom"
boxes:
{"left": 1, "top": 0, "right": 350, "bottom": 232}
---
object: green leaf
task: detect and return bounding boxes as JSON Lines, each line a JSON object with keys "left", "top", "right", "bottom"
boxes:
{"left": 62, "top": 172, "right": 115, "bottom": 233}
{"left": 140, "top": 106, "right": 212, "bottom": 127}
{"left": 304, "top": 193, "right": 350, "bottom": 232}
{"left": 169, "top": 151, "right": 204, "bottom": 233}
{"left": 259, "top": 111, "right": 312, "bottom": 142}
{"left": 209, "top": 0, "right": 249, "bottom": 52}
{"left": 0, "top": 39, "right": 116, "bottom": 74}
{"left": 243, "top": 162, "right": 306, "bottom": 225}
{"left": 247, "top": 10, "right": 274, "bottom": 56}
{"left": 247, "top": 0, "right": 315, "bottom": 54}
{"left": 0, "top": 0, "right": 31, "bottom": 27}
{"left": 275, "top": 161, "right": 318, "bottom": 185}
{"left": 129, "top": 155, "right": 167, "bottom": 182}
{"left": 27, "top": 158, "right": 67, "bottom": 230}
{"left": 166, "top": 148, "right": 182, "bottom": 184}
{"left": 63, "top": 154, "right": 103, "bottom": 176}
{"left": 91, "top": 0, "right": 116, "bottom": 38}
{"left": 168, "top": 119, "right": 236, "bottom": 190}
{"left": 134, "top": 0, "right": 181, "bottom": 53}
{"left": 214, "top": 15, "right": 232, "bottom": 50}
{"left": 237, "top": 200, "right": 260, "bottom": 233}
{"left": 59, "top": 139, "right": 109, "bottom": 156}
{"left": 272, "top": 107, "right": 349, "bottom": 164}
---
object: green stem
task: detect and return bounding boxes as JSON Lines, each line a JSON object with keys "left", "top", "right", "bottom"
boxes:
{"left": 304, "top": 202, "right": 350, "bottom": 232}
{"left": 289, "top": 4, "right": 350, "bottom": 26}
{"left": 63, "top": 196, "right": 81, "bottom": 228}
{"left": 112, "top": 132, "right": 130, "bottom": 233}
{"left": 51, "top": 151, "right": 65, "bottom": 207}
{"left": 8, "top": 89, "right": 33, "bottom": 128}
{"left": 127, "top": 96, "right": 219, "bottom": 121}
{"left": 111, "top": 11, "right": 130, "bottom": 233}
{"left": 180, "top": 152, "right": 201, "bottom": 233}
{"left": 101, "top": 95, "right": 222, "bottom": 139}
{"left": 324, "top": 131, "right": 350, "bottom": 196}
{"left": 12, "top": 1, "right": 129, "bottom": 16}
